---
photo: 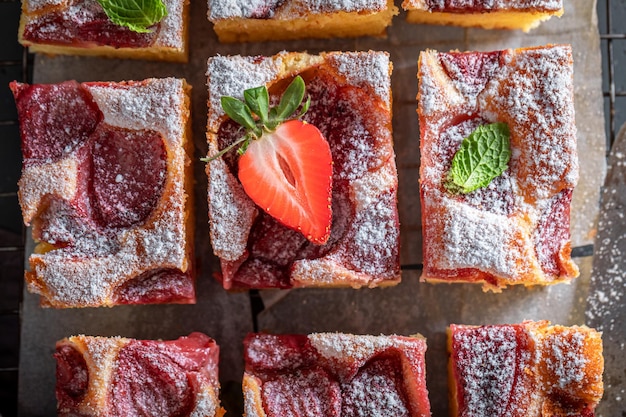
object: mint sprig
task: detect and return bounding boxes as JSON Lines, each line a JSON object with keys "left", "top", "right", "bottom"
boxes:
{"left": 446, "top": 122, "right": 511, "bottom": 194}
{"left": 96, "top": 0, "right": 167, "bottom": 33}
{"left": 204, "top": 76, "right": 311, "bottom": 162}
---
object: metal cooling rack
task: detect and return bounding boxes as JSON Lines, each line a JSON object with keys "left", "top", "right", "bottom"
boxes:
{"left": 0, "top": 1, "right": 623, "bottom": 415}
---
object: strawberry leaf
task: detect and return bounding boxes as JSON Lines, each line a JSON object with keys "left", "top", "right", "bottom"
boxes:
{"left": 96, "top": 0, "right": 167, "bottom": 33}
{"left": 274, "top": 76, "right": 306, "bottom": 122}
{"left": 244, "top": 86, "right": 269, "bottom": 125}
{"left": 221, "top": 96, "right": 259, "bottom": 135}
{"left": 446, "top": 122, "right": 511, "bottom": 194}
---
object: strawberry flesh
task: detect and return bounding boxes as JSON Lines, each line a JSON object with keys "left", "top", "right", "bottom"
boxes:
{"left": 238, "top": 119, "right": 332, "bottom": 245}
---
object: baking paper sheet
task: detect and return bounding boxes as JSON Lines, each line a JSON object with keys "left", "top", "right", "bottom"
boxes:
{"left": 18, "top": 0, "right": 608, "bottom": 415}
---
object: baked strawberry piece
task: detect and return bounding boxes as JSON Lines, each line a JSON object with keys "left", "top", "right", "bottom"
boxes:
{"left": 18, "top": 0, "right": 189, "bottom": 62}
{"left": 448, "top": 321, "right": 603, "bottom": 416}
{"left": 11, "top": 78, "right": 194, "bottom": 308}
{"left": 207, "top": 0, "right": 398, "bottom": 43}
{"left": 55, "top": 332, "right": 225, "bottom": 417}
{"left": 206, "top": 51, "right": 401, "bottom": 289}
{"left": 243, "top": 333, "right": 431, "bottom": 417}
{"left": 402, "top": 0, "right": 563, "bottom": 32}
{"left": 418, "top": 44, "right": 579, "bottom": 290}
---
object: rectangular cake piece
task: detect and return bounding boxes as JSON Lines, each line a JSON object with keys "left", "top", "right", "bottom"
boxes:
{"left": 55, "top": 333, "right": 224, "bottom": 417}
{"left": 206, "top": 51, "right": 401, "bottom": 290}
{"left": 243, "top": 332, "right": 431, "bottom": 417}
{"left": 11, "top": 78, "right": 195, "bottom": 308}
{"left": 448, "top": 321, "right": 604, "bottom": 416}
{"left": 417, "top": 44, "right": 579, "bottom": 290}
{"left": 402, "top": 0, "right": 563, "bottom": 32}
{"left": 18, "top": 0, "right": 189, "bottom": 62}
{"left": 207, "top": 0, "right": 398, "bottom": 42}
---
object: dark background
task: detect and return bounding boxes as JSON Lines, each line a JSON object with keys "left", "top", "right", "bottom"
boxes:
{"left": 0, "top": 0, "right": 624, "bottom": 415}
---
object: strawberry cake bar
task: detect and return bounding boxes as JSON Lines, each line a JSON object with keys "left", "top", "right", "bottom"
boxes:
{"left": 11, "top": 78, "right": 194, "bottom": 308}
{"left": 243, "top": 332, "right": 431, "bottom": 417}
{"left": 18, "top": 0, "right": 189, "bottom": 62}
{"left": 402, "top": 0, "right": 563, "bottom": 32}
{"left": 207, "top": 0, "right": 398, "bottom": 42}
{"left": 55, "top": 333, "right": 224, "bottom": 417}
{"left": 418, "top": 44, "right": 579, "bottom": 290}
{"left": 448, "top": 321, "right": 604, "bottom": 416}
{"left": 206, "top": 51, "right": 401, "bottom": 289}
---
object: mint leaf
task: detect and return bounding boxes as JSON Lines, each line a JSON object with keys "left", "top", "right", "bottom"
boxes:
{"left": 447, "top": 122, "right": 511, "bottom": 194}
{"left": 96, "top": 0, "right": 167, "bottom": 33}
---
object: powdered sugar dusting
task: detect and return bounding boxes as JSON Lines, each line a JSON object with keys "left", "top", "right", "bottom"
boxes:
{"left": 24, "top": 0, "right": 66, "bottom": 13}
{"left": 403, "top": 0, "right": 562, "bottom": 11}
{"left": 450, "top": 322, "right": 603, "bottom": 416}
{"left": 21, "top": 78, "right": 192, "bottom": 307}
{"left": 328, "top": 51, "right": 391, "bottom": 107}
{"left": 207, "top": 52, "right": 400, "bottom": 288}
{"left": 309, "top": 333, "right": 395, "bottom": 363}
{"left": 207, "top": 0, "right": 387, "bottom": 20}
{"left": 18, "top": 157, "right": 78, "bottom": 224}
{"left": 206, "top": 55, "right": 284, "bottom": 131}
{"left": 419, "top": 45, "right": 578, "bottom": 287}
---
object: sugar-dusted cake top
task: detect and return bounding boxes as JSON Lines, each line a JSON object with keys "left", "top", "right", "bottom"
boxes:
{"left": 12, "top": 78, "right": 193, "bottom": 307}
{"left": 403, "top": 0, "right": 562, "bottom": 11}
{"left": 207, "top": 0, "right": 388, "bottom": 20}
{"left": 418, "top": 44, "right": 579, "bottom": 289}
{"left": 56, "top": 333, "right": 222, "bottom": 417}
{"left": 206, "top": 51, "right": 400, "bottom": 289}
{"left": 449, "top": 322, "right": 603, "bottom": 416}
{"left": 22, "top": 0, "right": 185, "bottom": 49}
{"left": 243, "top": 333, "right": 431, "bottom": 417}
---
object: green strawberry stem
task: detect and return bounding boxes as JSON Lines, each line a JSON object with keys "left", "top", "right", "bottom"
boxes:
{"left": 203, "top": 76, "right": 311, "bottom": 163}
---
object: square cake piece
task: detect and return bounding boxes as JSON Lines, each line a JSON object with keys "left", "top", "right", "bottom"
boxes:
{"left": 417, "top": 44, "right": 579, "bottom": 290}
{"left": 207, "top": 0, "right": 398, "bottom": 42}
{"left": 11, "top": 78, "right": 195, "bottom": 308}
{"left": 402, "top": 0, "right": 563, "bottom": 32}
{"left": 206, "top": 51, "right": 401, "bottom": 290}
{"left": 243, "top": 332, "right": 431, "bottom": 417}
{"left": 448, "top": 321, "right": 604, "bottom": 416}
{"left": 18, "top": 0, "right": 189, "bottom": 62}
{"left": 55, "top": 333, "right": 225, "bottom": 417}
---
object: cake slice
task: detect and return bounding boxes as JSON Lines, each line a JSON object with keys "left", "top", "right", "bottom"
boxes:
{"left": 206, "top": 51, "right": 401, "bottom": 290}
{"left": 448, "top": 321, "right": 604, "bottom": 416}
{"left": 418, "top": 44, "right": 579, "bottom": 290}
{"left": 207, "top": 0, "right": 398, "bottom": 42}
{"left": 243, "top": 332, "right": 431, "bottom": 417}
{"left": 402, "top": 0, "right": 563, "bottom": 32}
{"left": 55, "top": 333, "right": 225, "bottom": 417}
{"left": 18, "top": 0, "right": 189, "bottom": 62}
{"left": 11, "top": 78, "right": 195, "bottom": 308}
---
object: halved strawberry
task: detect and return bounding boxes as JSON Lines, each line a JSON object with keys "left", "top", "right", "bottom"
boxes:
{"left": 238, "top": 120, "right": 332, "bottom": 244}
{"left": 207, "top": 76, "right": 333, "bottom": 245}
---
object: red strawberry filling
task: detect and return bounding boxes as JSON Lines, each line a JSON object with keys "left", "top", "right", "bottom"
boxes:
{"left": 216, "top": 69, "right": 396, "bottom": 288}
{"left": 55, "top": 344, "right": 89, "bottom": 409}
{"left": 112, "top": 268, "right": 195, "bottom": 305}
{"left": 450, "top": 324, "right": 533, "bottom": 417}
{"left": 10, "top": 81, "right": 102, "bottom": 162}
{"left": 534, "top": 189, "right": 573, "bottom": 276}
{"left": 108, "top": 334, "right": 215, "bottom": 417}
{"left": 245, "top": 334, "right": 418, "bottom": 417}
{"left": 91, "top": 125, "right": 167, "bottom": 228}
{"left": 22, "top": 0, "right": 157, "bottom": 48}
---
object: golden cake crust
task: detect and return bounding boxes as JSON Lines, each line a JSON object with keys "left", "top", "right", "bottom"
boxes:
{"left": 207, "top": 0, "right": 398, "bottom": 42}
{"left": 206, "top": 51, "right": 401, "bottom": 289}
{"left": 18, "top": 0, "right": 189, "bottom": 62}
{"left": 15, "top": 78, "right": 194, "bottom": 308}
{"left": 402, "top": 0, "right": 563, "bottom": 32}
{"left": 418, "top": 44, "right": 579, "bottom": 291}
